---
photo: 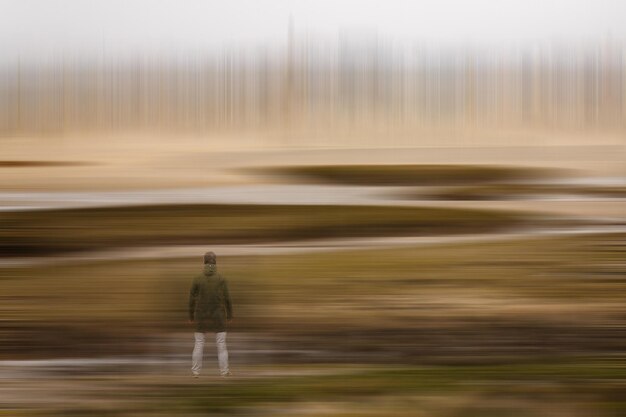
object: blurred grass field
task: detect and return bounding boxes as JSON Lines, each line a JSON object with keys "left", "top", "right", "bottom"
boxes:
{"left": 1, "top": 235, "right": 624, "bottom": 417}
{"left": 2, "top": 232, "right": 625, "bottom": 416}
{"left": 1, "top": 161, "right": 624, "bottom": 417}
{"left": 2, "top": 232, "right": 624, "bottom": 360}
{"left": 148, "top": 362, "right": 626, "bottom": 417}
{"left": 0, "top": 203, "right": 529, "bottom": 256}
{"left": 3, "top": 360, "right": 625, "bottom": 417}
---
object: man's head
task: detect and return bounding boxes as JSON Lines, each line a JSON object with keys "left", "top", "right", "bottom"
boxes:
{"left": 204, "top": 251, "right": 217, "bottom": 265}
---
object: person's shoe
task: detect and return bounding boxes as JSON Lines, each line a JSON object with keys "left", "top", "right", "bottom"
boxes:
{"left": 192, "top": 373, "right": 200, "bottom": 378}
{"left": 220, "top": 371, "right": 232, "bottom": 377}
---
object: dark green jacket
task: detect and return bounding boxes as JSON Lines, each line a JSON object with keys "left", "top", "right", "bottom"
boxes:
{"left": 188, "top": 264, "right": 233, "bottom": 333}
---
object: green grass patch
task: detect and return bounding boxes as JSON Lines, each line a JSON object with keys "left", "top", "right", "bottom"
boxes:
{"left": 148, "top": 362, "right": 626, "bottom": 415}
{"left": 11, "top": 361, "right": 626, "bottom": 417}
{"left": 155, "top": 367, "right": 460, "bottom": 413}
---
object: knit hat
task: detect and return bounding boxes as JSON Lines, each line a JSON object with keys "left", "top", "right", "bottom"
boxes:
{"left": 204, "top": 251, "right": 217, "bottom": 265}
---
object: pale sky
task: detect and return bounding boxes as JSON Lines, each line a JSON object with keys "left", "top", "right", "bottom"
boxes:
{"left": 1, "top": 0, "right": 625, "bottom": 63}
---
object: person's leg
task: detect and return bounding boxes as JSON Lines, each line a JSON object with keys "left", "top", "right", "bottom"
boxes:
{"left": 191, "top": 332, "right": 205, "bottom": 376}
{"left": 215, "top": 331, "right": 230, "bottom": 376}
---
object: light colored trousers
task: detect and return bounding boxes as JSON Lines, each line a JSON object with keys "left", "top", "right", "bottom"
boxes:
{"left": 192, "top": 332, "right": 229, "bottom": 376}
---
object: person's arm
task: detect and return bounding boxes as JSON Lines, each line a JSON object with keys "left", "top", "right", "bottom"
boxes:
{"left": 222, "top": 279, "right": 233, "bottom": 320}
{"left": 188, "top": 279, "right": 198, "bottom": 322}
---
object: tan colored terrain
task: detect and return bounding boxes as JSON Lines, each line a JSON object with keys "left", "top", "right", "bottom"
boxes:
{"left": 0, "top": 129, "right": 624, "bottom": 191}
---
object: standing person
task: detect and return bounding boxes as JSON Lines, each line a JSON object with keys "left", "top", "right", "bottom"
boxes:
{"left": 189, "top": 251, "right": 233, "bottom": 377}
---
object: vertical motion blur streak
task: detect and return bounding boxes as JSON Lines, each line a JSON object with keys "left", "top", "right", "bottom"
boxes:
{"left": 0, "top": 40, "right": 624, "bottom": 139}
